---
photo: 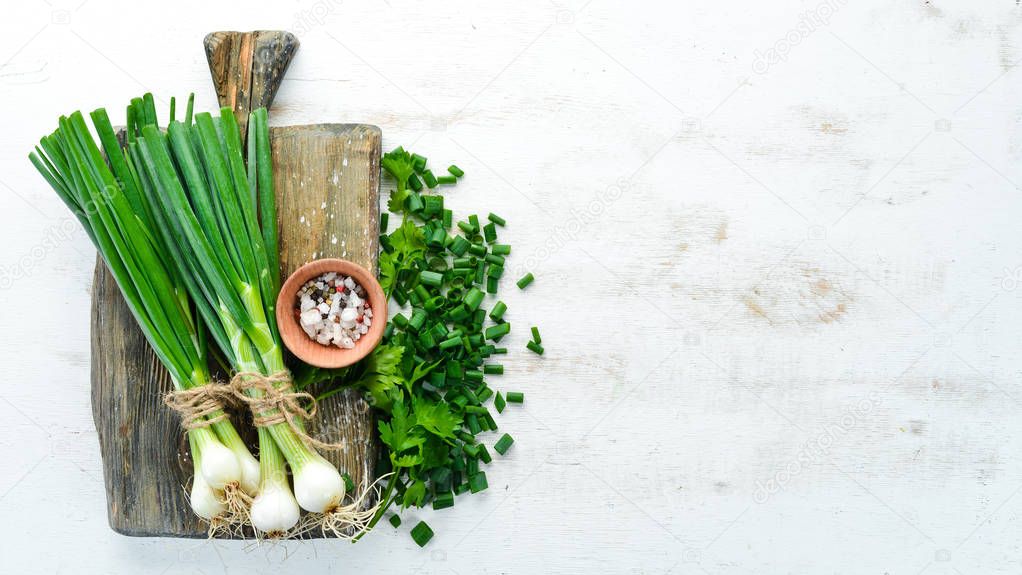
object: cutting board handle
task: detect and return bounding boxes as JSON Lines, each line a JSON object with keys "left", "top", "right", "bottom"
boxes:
{"left": 203, "top": 30, "right": 299, "bottom": 141}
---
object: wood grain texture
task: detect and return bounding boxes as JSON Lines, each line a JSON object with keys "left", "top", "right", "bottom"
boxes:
{"left": 91, "top": 263, "right": 201, "bottom": 537}
{"left": 203, "top": 30, "right": 298, "bottom": 141}
{"left": 270, "top": 123, "right": 382, "bottom": 504}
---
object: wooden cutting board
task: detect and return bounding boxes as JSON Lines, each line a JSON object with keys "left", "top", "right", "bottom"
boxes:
{"left": 91, "top": 31, "right": 380, "bottom": 538}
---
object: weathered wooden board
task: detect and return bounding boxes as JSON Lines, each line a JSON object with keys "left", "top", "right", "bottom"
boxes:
{"left": 203, "top": 30, "right": 298, "bottom": 141}
{"left": 91, "top": 30, "right": 381, "bottom": 538}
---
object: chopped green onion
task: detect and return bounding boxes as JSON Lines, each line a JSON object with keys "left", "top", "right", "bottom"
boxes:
{"left": 506, "top": 392, "right": 524, "bottom": 403}
{"left": 463, "top": 287, "right": 485, "bottom": 311}
{"left": 439, "top": 335, "right": 463, "bottom": 350}
{"left": 530, "top": 326, "right": 542, "bottom": 344}
{"left": 407, "top": 191, "right": 424, "bottom": 212}
{"left": 494, "top": 392, "right": 506, "bottom": 413}
{"left": 483, "top": 222, "right": 497, "bottom": 243}
{"left": 484, "top": 364, "right": 503, "bottom": 375}
{"left": 516, "top": 272, "right": 535, "bottom": 289}
{"left": 389, "top": 514, "right": 402, "bottom": 528}
{"left": 477, "top": 444, "right": 492, "bottom": 464}
{"left": 476, "top": 386, "right": 494, "bottom": 402}
{"left": 419, "top": 270, "right": 444, "bottom": 287}
{"left": 414, "top": 285, "right": 431, "bottom": 302}
{"left": 430, "top": 370, "right": 446, "bottom": 387}
{"left": 468, "top": 472, "right": 488, "bottom": 493}
{"left": 494, "top": 433, "right": 514, "bottom": 455}
{"left": 449, "top": 235, "right": 471, "bottom": 256}
{"left": 488, "top": 212, "right": 506, "bottom": 226}
{"left": 484, "top": 413, "right": 498, "bottom": 430}
{"left": 410, "top": 521, "right": 434, "bottom": 547}
{"left": 432, "top": 491, "right": 455, "bottom": 510}
{"left": 427, "top": 227, "right": 446, "bottom": 248}
{"left": 484, "top": 322, "right": 511, "bottom": 341}
{"left": 447, "top": 164, "right": 464, "bottom": 177}
{"left": 437, "top": 175, "right": 457, "bottom": 185}
{"left": 423, "top": 195, "right": 444, "bottom": 216}
{"left": 408, "top": 308, "right": 428, "bottom": 332}
{"left": 423, "top": 169, "right": 438, "bottom": 188}
{"left": 489, "top": 301, "right": 507, "bottom": 321}
{"left": 408, "top": 172, "right": 423, "bottom": 191}
{"left": 526, "top": 340, "right": 544, "bottom": 355}
{"left": 491, "top": 244, "right": 511, "bottom": 255}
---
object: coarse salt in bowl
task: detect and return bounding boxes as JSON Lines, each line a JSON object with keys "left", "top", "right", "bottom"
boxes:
{"left": 276, "top": 258, "right": 388, "bottom": 368}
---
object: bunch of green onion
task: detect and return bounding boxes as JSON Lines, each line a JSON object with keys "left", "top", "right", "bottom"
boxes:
{"left": 29, "top": 95, "right": 260, "bottom": 522}
{"left": 31, "top": 95, "right": 351, "bottom": 535}
{"left": 129, "top": 100, "right": 352, "bottom": 532}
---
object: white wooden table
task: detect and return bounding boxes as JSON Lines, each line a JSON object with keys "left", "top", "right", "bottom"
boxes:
{"left": 1, "top": 1, "right": 1019, "bottom": 573}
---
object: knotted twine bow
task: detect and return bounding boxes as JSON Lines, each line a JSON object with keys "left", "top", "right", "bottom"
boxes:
{"left": 163, "top": 372, "right": 346, "bottom": 451}
{"left": 228, "top": 371, "right": 346, "bottom": 451}
{"left": 163, "top": 383, "right": 237, "bottom": 430}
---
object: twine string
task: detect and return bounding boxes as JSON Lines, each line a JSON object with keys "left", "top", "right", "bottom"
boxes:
{"left": 163, "top": 383, "right": 236, "bottom": 430}
{"left": 229, "top": 371, "right": 345, "bottom": 451}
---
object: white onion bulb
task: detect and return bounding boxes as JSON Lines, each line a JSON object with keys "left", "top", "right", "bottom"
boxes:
{"left": 235, "top": 450, "right": 261, "bottom": 495}
{"left": 200, "top": 439, "right": 242, "bottom": 490}
{"left": 190, "top": 471, "right": 226, "bottom": 520}
{"left": 293, "top": 455, "right": 346, "bottom": 513}
{"left": 250, "top": 482, "right": 301, "bottom": 533}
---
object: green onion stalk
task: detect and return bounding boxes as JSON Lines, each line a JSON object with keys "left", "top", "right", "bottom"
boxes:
{"left": 28, "top": 97, "right": 261, "bottom": 521}
{"left": 128, "top": 102, "right": 347, "bottom": 530}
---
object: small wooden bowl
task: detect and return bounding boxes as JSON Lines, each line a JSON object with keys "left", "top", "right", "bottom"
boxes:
{"left": 276, "top": 258, "right": 388, "bottom": 368}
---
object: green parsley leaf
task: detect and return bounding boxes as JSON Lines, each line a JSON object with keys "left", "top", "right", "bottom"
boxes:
{"left": 354, "top": 344, "right": 405, "bottom": 410}
{"left": 392, "top": 453, "right": 424, "bottom": 468}
{"left": 402, "top": 479, "right": 426, "bottom": 508}
{"left": 412, "top": 395, "right": 462, "bottom": 439}
{"left": 378, "top": 396, "right": 424, "bottom": 454}
{"left": 379, "top": 218, "right": 426, "bottom": 295}
{"left": 381, "top": 147, "right": 415, "bottom": 213}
